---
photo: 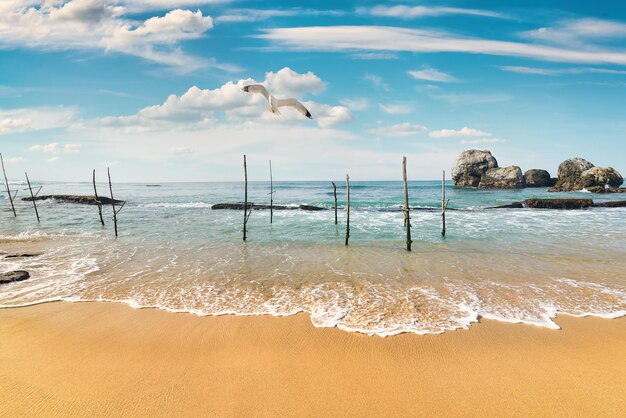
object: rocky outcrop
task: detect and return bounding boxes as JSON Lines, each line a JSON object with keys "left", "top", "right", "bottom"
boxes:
{"left": 451, "top": 150, "right": 498, "bottom": 187}
{"left": 594, "top": 200, "right": 626, "bottom": 207}
{"left": 0, "top": 270, "right": 30, "bottom": 285}
{"left": 490, "top": 198, "right": 626, "bottom": 209}
{"left": 478, "top": 166, "right": 524, "bottom": 189}
{"left": 580, "top": 167, "right": 623, "bottom": 189}
{"left": 524, "top": 169, "right": 553, "bottom": 187}
{"left": 22, "top": 195, "right": 125, "bottom": 205}
{"left": 553, "top": 158, "right": 595, "bottom": 191}
{"left": 585, "top": 186, "right": 626, "bottom": 194}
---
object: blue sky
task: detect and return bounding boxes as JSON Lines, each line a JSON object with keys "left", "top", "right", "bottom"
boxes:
{"left": 0, "top": 0, "right": 625, "bottom": 182}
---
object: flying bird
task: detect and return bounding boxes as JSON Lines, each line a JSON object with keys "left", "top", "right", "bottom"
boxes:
{"left": 242, "top": 84, "right": 312, "bottom": 119}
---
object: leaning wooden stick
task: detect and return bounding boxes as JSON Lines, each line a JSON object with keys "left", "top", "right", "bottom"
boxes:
{"left": 243, "top": 155, "right": 249, "bottom": 241}
{"left": 269, "top": 160, "right": 273, "bottom": 224}
{"left": 402, "top": 157, "right": 412, "bottom": 251}
{"left": 332, "top": 181, "right": 338, "bottom": 225}
{"left": 108, "top": 167, "right": 118, "bottom": 237}
{"left": 345, "top": 175, "right": 350, "bottom": 246}
{"left": 1, "top": 153, "right": 17, "bottom": 217}
{"left": 93, "top": 169, "right": 105, "bottom": 226}
{"left": 25, "top": 172, "right": 40, "bottom": 223}
{"left": 441, "top": 170, "right": 449, "bottom": 237}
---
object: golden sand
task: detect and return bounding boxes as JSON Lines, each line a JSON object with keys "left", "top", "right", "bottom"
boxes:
{"left": 1, "top": 302, "right": 625, "bottom": 417}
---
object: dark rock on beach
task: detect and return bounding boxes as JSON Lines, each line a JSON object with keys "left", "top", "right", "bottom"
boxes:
{"left": 490, "top": 199, "right": 594, "bottom": 209}
{"left": 22, "top": 195, "right": 125, "bottom": 206}
{"left": 478, "top": 166, "right": 524, "bottom": 189}
{"left": 3, "top": 253, "right": 42, "bottom": 259}
{"left": 524, "top": 169, "right": 553, "bottom": 187}
{"left": 0, "top": 270, "right": 30, "bottom": 285}
{"left": 451, "top": 149, "right": 498, "bottom": 187}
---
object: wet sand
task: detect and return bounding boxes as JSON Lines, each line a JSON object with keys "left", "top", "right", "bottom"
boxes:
{"left": 1, "top": 302, "right": 625, "bottom": 417}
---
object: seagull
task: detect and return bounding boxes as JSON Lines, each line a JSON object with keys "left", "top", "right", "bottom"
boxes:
{"left": 242, "top": 84, "right": 312, "bottom": 119}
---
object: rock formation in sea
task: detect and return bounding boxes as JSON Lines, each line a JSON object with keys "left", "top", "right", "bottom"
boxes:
{"left": 0, "top": 271, "right": 30, "bottom": 285}
{"left": 478, "top": 166, "right": 525, "bottom": 189}
{"left": 549, "top": 159, "right": 623, "bottom": 192}
{"left": 524, "top": 169, "right": 554, "bottom": 187}
{"left": 451, "top": 149, "right": 498, "bottom": 187}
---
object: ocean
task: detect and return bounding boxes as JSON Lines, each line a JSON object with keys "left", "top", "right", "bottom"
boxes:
{"left": 1, "top": 180, "right": 625, "bottom": 336}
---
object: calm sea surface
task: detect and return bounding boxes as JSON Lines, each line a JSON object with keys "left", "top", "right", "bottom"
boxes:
{"left": 1, "top": 180, "right": 625, "bottom": 336}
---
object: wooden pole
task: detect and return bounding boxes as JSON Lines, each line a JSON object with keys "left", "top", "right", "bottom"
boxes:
{"left": 25, "top": 172, "right": 40, "bottom": 223}
{"left": 402, "top": 157, "right": 412, "bottom": 251}
{"left": 108, "top": 167, "right": 118, "bottom": 237}
{"left": 332, "top": 181, "right": 337, "bottom": 225}
{"left": 441, "top": 170, "right": 447, "bottom": 238}
{"left": 269, "top": 159, "right": 273, "bottom": 224}
{"left": 93, "top": 169, "right": 105, "bottom": 226}
{"left": 1, "top": 153, "right": 17, "bottom": 217}
{"left": 243, "top": 155, "right": 248, "bottom": 242}
{"left": 345, "top": 175, "right": 350, "bottom": 246}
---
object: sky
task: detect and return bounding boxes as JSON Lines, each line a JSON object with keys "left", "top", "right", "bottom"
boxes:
{"left": 0, "top": 0, "right": 625, "bottom": 182}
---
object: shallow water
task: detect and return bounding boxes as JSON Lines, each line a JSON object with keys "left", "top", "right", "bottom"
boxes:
{"left": 1, "top": 180, "right": 625, "bottom": 336}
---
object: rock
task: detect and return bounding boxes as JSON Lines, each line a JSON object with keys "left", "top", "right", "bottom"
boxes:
{"left": 22, "top": 195, "right": 125, "bottom": 206}
{"left": 524, "top": 169, "right": 553, "bottom": 187}
{"left": 0, "top": 270, "right": 30, "bottom": 285}
{"left": 451, "top": 149, "right": 498, "bottom": 187}
{"left": 478, "top": 166, "right": 524, "bottom": 189}
{"left": 523, "top": 198, "right": 593, "bottom": 209}
{"left": 212, "top": 203, "right": 326, "bottom": 211}
{"left": 3, "top": 253, "right": 42, "bottom": 259}
{"left": 593, "top": 200, "right": 626, "bottom": 208}
{"left": 554, "top": 158, "right": 595, "bottom": 191}
{"left": 580, "top": 167, "right": 623, "bottom": 189}
{"left": 490, "top": 202, "right": 524, "bottom": 209}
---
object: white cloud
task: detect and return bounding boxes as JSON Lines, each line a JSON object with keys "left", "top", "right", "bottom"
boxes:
{"left": 0, "top": 107, "right": 75, "bottom": 134}
{"left": 121, "top": 1, "right": 228, "bottom": 13}
{"left": 430, "top": 92, "right": 511, "bottom": 105}
{"left": 2, "top": 156, "right": 24, "bottom": 164}
{"left": 258, "top": 25, "right": 626, "bottom": 65}
{"left": 363, "top": 73, "right": 390, "bottom": 91}
{"left": 429, "top": 127, "right": 491, "bottom": 138}
{"left": 339, "top": 98, "right": 369, "bottom": 111}
{"left": 28, "top": 142, "right": 81, "bottom": 153}
{"left": 522, "top": 18, "right": 626, "bottom": 46}
{"left": 379, "top": 102, "right": 413, "bottom": 115}
{"left": 48, "top": 156, "right": 61, "bottom": 163}
{"left": 367, "top": 122, "right": 428, "bottom": 137}
{"left": 169, "top": 146, "right": 194, "bottom": 154}
{"left": 350, "top": 52, "right": 398, "bottom": 60}
{"left": 361, "top": 5, "right": 505, "bottom": 19}
{"left": 408, "top": 67, "right": 457, "bottom": 82}
{"left": 500, "top": 65, "right": 626, "bottom": 76}
{"left": 82, "top": 67, "right": 350, "bottom": 131}
{"left": 215, "top": 8, "right": 342, "bottom": 23}
{"left": 459, "top": 138, "right": 505, "bottom": 144}
{"left": 0, "top": 1, "right": 222, "bottom": 72}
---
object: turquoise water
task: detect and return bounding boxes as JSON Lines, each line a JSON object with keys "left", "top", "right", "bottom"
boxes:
{"left": 1, "top": 181, "right": 625, "bottom": 336}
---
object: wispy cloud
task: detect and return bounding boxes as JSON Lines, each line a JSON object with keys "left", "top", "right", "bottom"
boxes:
{"left": 500, "top": 65, "right": 626, "bottom": 76}
{"left": 28, "top": 143, "right": 81, "bottom": 154}
{"left": 429, "top": 127, "right": 491, "bottom": 139}
{"left": 363, "top": 73, "right": 390, "bottom": 91}
{"left": 0, "top": 107, "right": 75, "bottom": 135}
{"left": 379, "top": 103, "right": 413, "bottom": 115}
{"left": 359, "top": 5, "right": 505, "bottom": 19}
{"left": 258, "top": 25, "right": 626, "bottom": 65}
{"left": 521, "top": 18, "right": 626, "bottom": 46}
{"left": 408, "top": 67, "right": 457, "bottom": 82}
{"left": 367, "top": 122, "right": 427, "bottom": 137}
{"left": 340, "top": 98, "right": 370, "bottom": 111}
{"left": 459, "top": 138, "right": 505, "bottom": 145}
{"left": 215, "top": 8, "right": 343, "bottom": 23}
{"left": 351, "top": 52, "right": 398, "bottom": 60}
{"left": 429, "top": 92, "right": 511, "bottom": 105}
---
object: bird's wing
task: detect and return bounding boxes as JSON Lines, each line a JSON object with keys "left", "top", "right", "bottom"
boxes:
{"left": 272, "top": 98, "right": 312, "bottom": 119}
{"left": 242, "top": 84, "right": 270, "bottom": 101}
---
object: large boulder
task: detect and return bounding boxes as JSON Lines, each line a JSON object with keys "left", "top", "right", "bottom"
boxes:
{"left": 478, "top": 166, "right": 524, "bottom": 189}
{"left": 554, "top": 158, "right": 595, "bottom": 191}
{"left": 580, "top": 167, "right": 623, "bottom": 190}
{"left": 524, "top": 169, "right": 553, "bottom": 187}
{"left": 0, "top": 270, "right": 30, "bottom": 285}
{"left": 451, "top": 150, "right": 498, "bottom": 187}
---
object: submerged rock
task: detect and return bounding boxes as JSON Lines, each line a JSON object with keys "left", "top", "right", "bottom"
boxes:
{"left": 3, "top": 253, "right": 42, "bottom": 259}
{"left": 212, "top": 203, "right": 326, "bottom": 211}
{"left": 524, "top": 169, "right": 553, "bottom": 187}
{"left": 593, "top": 200, "right": 626, "bottom": 208}
{"left": 22, "top": 195, "right": 125, "bottom": 206}
{"left": 0, "top": 270, "right": 30, "bottom": 285}
{"left": 490, "top": 199, "right": 594, "bottom": 209}
{"left": 451, "top": 149, "right": 498, "bottom": 187}
{"left": 553, "top": 158, "right": 595, "bottom": 191}
{"left": 478, "top": 166, "right": 524, "bottom": 189}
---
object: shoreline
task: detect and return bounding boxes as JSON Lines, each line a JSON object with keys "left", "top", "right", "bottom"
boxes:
{"left": 1, "top": 301, "right": 625, "bottom": 417}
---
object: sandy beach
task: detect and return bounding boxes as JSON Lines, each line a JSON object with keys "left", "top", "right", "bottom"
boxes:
{"left": 1, "top": 302, "right": 624, "bottom": 417}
